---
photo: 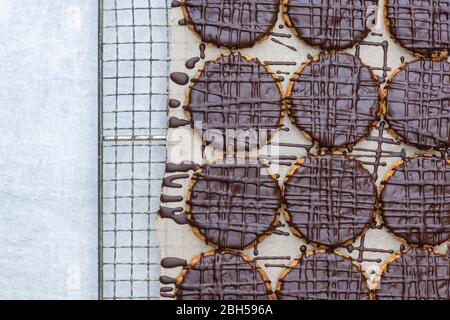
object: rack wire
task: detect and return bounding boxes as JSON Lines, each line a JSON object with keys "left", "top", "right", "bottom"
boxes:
{"left": 99, "top": 0, "right": 170, "bottom": 300}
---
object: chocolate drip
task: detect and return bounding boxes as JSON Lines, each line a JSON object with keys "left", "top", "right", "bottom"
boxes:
{"left": 161, "top": 257, "right": 187, "bottom": 268}
{"left": 163, "top": 174, "right": 189, "bottom": 188}
{"left": 168, "top": 117, "right": 190, "bottom": 128}
{"left": 183, "top": 0, "right": 280, "bottom": 49}
{"left": 264, "top": 60, "right": 296, "bottom": 66}
{"left": 377, "top": 247, "right": 450, "bottom": 300}
{"left": 287, "top": 52, "right": 380, "bottom": 148}
{"left": 380, "top": 156, "right": 450, "bottom": 246}
{"left": 161, "top": 287, "right": 174, "bottom": 293}
{"left": 178, "top": 18, "right": 187, "bottom": 26}
{"left": 386, "top": 0, "right": 450, "bottom": 57}
{"left": 284, "top": 154, "right": 377, "bottom": 247}
{"left": 165, "top": 162, "right": 200, "bottom": 173}
{"left": 171, "top": 0, "right": 181, "bottom": 7}
{"left": 185, "top": 57, "right": 200, "bottom": 70}
{"left": 385, "top": 59, "right": 450, "bottom": 150}
{"left": 199, "top": 43, "right": 206, "bottom": 59}
{"left": 168, "top": 99, "right": 181, "bottom": 109}
{"left": 170, "top": 72, "right": 189, "bottom": 85}
{"left": 276, "top": 252, "right": 370, "bottom": 300}
{"left": 176, "top": 251, "right": 272, "bottom": 300}
{"left": 186, "top": 53, "right": 283, "bottom": 150}
{"left": 284, "top": 0, "right": 376, "bottom": 50}
{"left": 159, "top": 207, "right": 187, "bottom": 225}
{"left": 186, "top": 159, "right": 282, "bottom": 250}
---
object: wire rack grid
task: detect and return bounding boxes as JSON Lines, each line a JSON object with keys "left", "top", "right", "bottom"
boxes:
{"left": 99, "top": 0, "right": 170, "bottom": 300}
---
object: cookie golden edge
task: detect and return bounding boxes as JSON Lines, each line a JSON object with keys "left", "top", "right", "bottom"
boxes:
{"left": 175, "top": 249, "right": 276, "bottom": 300}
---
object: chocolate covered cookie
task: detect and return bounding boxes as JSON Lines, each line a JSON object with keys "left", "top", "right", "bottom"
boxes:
{"left": 186, "top": 159, "right": 282, "bottom": 250}
{"left": 385, "top": 0, "right": 450, "bottom": 57}
{"left": 175, "top": 250, "right": 273, "bottom": 300}
{"left": 384, "top": 59, "right": 450, "bottom": 150}
{"left": 283, "top": 0, "right": 377, "bottom": 50}
{"left": 287, "top": 52, "right": 380, "bottom": 148}
{"left": 377, "top": 247, "right": 450, "bottom": 300}
{"left": 283, "top": 154, "right": 377, "bottom": 247}
{"left": 276, "top": 251, "right": 370, "bottom": 300}
{"left": 186, "top": 53, "right": 284, "bottom": 150}
{"left": 380, "top": 156, "right": 450, "bottom": 246}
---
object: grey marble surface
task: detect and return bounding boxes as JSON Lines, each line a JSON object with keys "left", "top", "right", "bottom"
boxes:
{"left": 0, "top": 0, "right": 98, "bottom": 299}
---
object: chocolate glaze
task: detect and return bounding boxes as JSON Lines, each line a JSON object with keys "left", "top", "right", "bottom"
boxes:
{"left": 160, "top": 275, "right": 176, "bottom": 284}
{"left": 171, "top": 0, "right": 181, "bottom": 7}
{"left": 183, "top": 0, "right": 280, "bottom": 49}
{"left": 386, "top": 0, "right": 450, "bottom": 57}
{"left": 284, "top": 0, "right": 376, "bottom": 50}
{"left": 199, "top": 43, "right": 206, "bottom": 59}
{"left": 385, "top": 59, "right": 450, "bottom": 150}
{"left": 381, "top": 156, "right": 450, "bottom": 246}
{"left": 162, "top": 174, "right": 189, "bottom": 188}
{"left": 288, "top": 52, "right": 380, "bottom": 148}
{"left": 161, "top": 194, "right": 183, "bottom": 203}
{"left": 276, "top": 252, "right": 370, "bottom": 300}
{"left": 176, "top": 251, "right": 272, "bottom": 300}
{"left": 377, "top": 247, "right": 450, "bottom": 300}
{"left": 187, "top": 159, "right": 282, "bottom": 250}
{"left": 159, "top": 207, "right": 188, "bottom": 225}
{"left": 170, "top": 72, "right": 189, "bottom": 85}
{"left": 283, "top": 154, "right": 377, "bottom": 247}
{"left": 169, "top": 117, "right": 190, "bottom": 128}
{"left": 186, "top": 53, "right": 283, "bottom": 150}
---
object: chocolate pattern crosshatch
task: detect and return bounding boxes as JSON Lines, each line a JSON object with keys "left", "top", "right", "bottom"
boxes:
{"left": 156, "top": 0, "right": 450, "bottom": 300}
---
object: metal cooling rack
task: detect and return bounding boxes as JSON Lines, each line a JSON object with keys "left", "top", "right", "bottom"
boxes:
{"left": 99, "top": 0, "right": 170, "bottom": 300}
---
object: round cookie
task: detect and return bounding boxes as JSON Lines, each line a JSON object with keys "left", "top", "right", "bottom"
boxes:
{"left": 287, "top": 52, "right": 380, "bottom": 148}
{"left": 276, "top": 251, "right": 370, "bottom": 300}
{"left": 186, "top": 53, "right": 284, "bottom": 151}
{"left": 182, "top": 0, "right": 280, "bottom": 49}
{"left": 385, "top": 0, "right": 450, "bottom": 58}
{"left": 186, "top": 159, "right": 282, "bottom": 250}
{"left": 283, "top": 153, "right": 377, "bottom": 247}
{"left": 384, "top": 59, "right": 450, "bottom": 150}
{"left": 283, "top": 0, "right": 377, "bottom": 50}
{"left": 377, "top": 247, "right": 450, "bottom": 300}
{"left": 380, "top": 156, "right": 450, "bottom": 246}
{"left": 175, "top": 250, "right": 273, "bottom": 300}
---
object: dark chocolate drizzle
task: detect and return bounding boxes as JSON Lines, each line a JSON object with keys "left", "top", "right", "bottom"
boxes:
{"left": 165, "top": 162, "right": 200, "bottom": 173}
{"left": 276, "top": 252, "right": 370, "bottom": 300}
{"left": 186, "top": 53, "right": 283, "bottom": 151}
{"left": 377, "top": 247, "right": 450, "bottom": 300}
{"left": 287, "top": 52, "right": 380, "bottom": 148}
{"left": 283, "top": 154, "right": 377, "bottom": 247}
{"left": 187, "top": 159, "right": 282, "bottom": 249}
{"left": 159, "top": 207, "right": 187, "bottom": 225}
{"left": 168, "top": 99, "right": 181, "bottom": 109}
{"left": 183, "top": 0, "right": 280, "bottom": 49}
{"left": 176, "top": 251, "right": 272, "bottom": 300}
{"left": 381, "top": 156, "right": 450, "bottom": 246}
{"left": 385, "top": 59, "right": 450, "bottom": 150}
{"left": 185, "top": 57, "right": 200, "bottom": 69}
{"left": 284, "top": 0, "right": 377, "bottom": 50}
{"left": 386, "top": 0, "right": 450, "bottom": 57}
